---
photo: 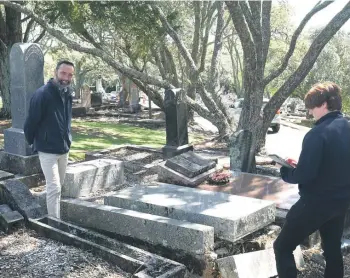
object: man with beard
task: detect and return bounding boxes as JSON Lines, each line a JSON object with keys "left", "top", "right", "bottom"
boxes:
{"left": 24, "top": 60, "right": 75, "bottom": 219}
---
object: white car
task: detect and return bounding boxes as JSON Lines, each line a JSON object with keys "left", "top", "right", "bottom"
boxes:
{"left": 232, "top": 98, "right": 281, "bottom": 133}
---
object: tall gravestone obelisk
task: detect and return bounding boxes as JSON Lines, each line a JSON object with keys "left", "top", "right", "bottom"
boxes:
{"left": 0, "top": 43, "right": 44, "bottom": 175}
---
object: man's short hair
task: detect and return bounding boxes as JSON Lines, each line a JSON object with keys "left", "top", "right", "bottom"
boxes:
{"left": 56, "top": 60, "right": 75, "bottom": 70}
{"left": 304, "top": 82, "right": 342, "bottom": 111}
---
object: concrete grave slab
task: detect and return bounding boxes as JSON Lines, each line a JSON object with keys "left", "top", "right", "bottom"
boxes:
{"left": 62, "top": 159, "right": 124, "bottom": 198}
{"left": 217, "top": 246, "right": 305, "bottom": 278}
{"left": 0, "top": 179, "right": 45, "bottom": 219}
{"left": 61, "top": 198, "right": 214, "bottom": 256}
{"left": 105, "top": 183, "right": 276, "bottom": 242}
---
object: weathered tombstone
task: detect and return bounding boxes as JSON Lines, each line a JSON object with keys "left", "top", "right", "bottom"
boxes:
{"left": 162, "top": 89, "right": 193, "bottom": 159}
{"left": 91, "top": 92, "right": 102, "bottom": 107}
{"left": 158, "top": 151, "right": 218, "bottom": 186}
{"left": 81, "top": 84, "right": 91, "bottom": 108}
{"left": 0, "top": 43, "right": 43, "bottom": 175}
{"left": 229, "top": 129, "right": 256, "bottom": 173}
{"left": 129, "top": 83, "right": 141, "bottom": 113}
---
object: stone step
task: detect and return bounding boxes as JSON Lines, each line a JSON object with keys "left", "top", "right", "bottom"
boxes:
{"left": 104, "top": 183, "right": 276, "bottom": 243}
{"left": 29, "top": 217, "right": 186, "bottom": 277}
{"left": 61, "top": 198, "right": 214, "bottom": 257}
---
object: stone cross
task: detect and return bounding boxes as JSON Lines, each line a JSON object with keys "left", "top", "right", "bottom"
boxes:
{"left": 4, "top": 43, "right": 44, "bottom": 156}
{"left": 162, "top": 88, "right": 193, "bottom": 159}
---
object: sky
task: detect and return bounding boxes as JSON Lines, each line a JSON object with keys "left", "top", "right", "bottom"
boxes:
{"left": 289, "top": 0, "right": 350, "bottom": 30}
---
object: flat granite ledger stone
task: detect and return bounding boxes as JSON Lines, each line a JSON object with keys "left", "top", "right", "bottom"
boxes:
{"left": 105, "top": 183, "right": 276, "bottom": 242}
{"left": 165, "top": 152, "right": 216, "bottom": 178}
{"left": 0, "top": 179, "right": 45, "bottom": 219}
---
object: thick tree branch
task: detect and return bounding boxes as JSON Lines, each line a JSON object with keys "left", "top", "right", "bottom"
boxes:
{"left": 263, "top": 0, "right": 333, "bottom": 86}
{"left": 225, "top": 1, "right": 255, "bottom": 61}
{"left": 191, "top": 1, "right": 201, "bottom": 65}
{"left": 0, "top": 0, "right": 172, "bottom": 89}
{"left": 23, "top": 18, "right": 35, "bottom": 42}
{"left": 261, "top": 1, "right": 271, "bottom": 68}
{"left": 264, "top": 1, "right": 350, "bottom": 123}
{"left": 34, "top": 28, "right": 46, "bottom": 43}
{"left": 150, "top": 4, "right": 198, "bottom": 73}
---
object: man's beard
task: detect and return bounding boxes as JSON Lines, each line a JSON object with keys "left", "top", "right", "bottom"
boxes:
{"left": 57, "top": 79, "right": 71, "bottom": 89}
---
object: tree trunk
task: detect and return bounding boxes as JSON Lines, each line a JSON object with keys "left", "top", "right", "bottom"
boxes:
{"left": 0, "top": 47, "right": 11, "bottom": 118}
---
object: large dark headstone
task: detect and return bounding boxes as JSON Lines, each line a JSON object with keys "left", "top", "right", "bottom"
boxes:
{"left": 0, "top": 179, "right": 45, "bottom": 220}
{"left": 229, "top": 129, "right": 256, "bottom": 173}
{"left": 162, "top": 89, "right": 193, "bottom": 159}
{"left": 165, "top": 152, "right": 216, "bottom": 178}
{"left": 91, "top": 92, "right": 103, "bottom": 107}
{"left": 4, "top": 43, "right": 44, "bottom": 156}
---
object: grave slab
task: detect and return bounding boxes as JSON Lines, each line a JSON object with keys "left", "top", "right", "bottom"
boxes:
{"left": 0, "top": 210, "right": 24, "bottom": 233}
{"left": 165, "top": 151, "right": 216, "bottom": 178}
{"left": 62, "top": 159, "right": 124, "bottom": 198}
{"left": 105, "top": 183, "right": 276, "bottom": 242}
{"left": 61, "top": 198, "right": 214, "bottom": 256}
{"left": 158, "top": 161, "right": 220, "bottom": 187}
{"left": 0, "top": 179, "right": 45, "bottom": 219}
{"left": 197, "top": 172, "right": 299, "bottom": 210}
{"left": 217, "top": 246, "right": 305, "bottom": 278}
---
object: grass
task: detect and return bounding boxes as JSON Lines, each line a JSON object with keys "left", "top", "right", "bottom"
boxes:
{"left": 0, "top": 119, "right": 205, "bottom": 161}
{"left": 70, "top": 120, "right": 204, "bottom": 161}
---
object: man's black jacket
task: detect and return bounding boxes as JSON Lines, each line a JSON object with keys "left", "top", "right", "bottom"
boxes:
{"left": 280, "top": 111, "right": 350, "bottom": 200}
{"left": 24, "top": 79, "right": 72, "bottom": 154}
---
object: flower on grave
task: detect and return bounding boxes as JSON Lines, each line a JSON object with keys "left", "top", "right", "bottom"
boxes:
{"left": 208, "top": 171, "right": 231, "bottom": 185}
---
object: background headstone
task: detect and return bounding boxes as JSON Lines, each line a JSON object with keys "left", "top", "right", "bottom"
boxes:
{"left": 162, "top": 89, "right": 193, "bottom": 159}
{"left": 81, "top": 84, "right": 91, "bottom": 108}
{"left": 4, "top": 43, "right": 44, "bottom": 156}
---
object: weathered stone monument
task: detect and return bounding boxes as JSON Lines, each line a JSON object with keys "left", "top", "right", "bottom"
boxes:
{"left": 162, "top": 88, "right": 193, "bottom": 159}
{"left": 229, "top": 129, "right": 256, "bottom": 173}
{"left": 0, "top": 43, "right": 43, "bottom": 175}
{"left": 81, "top": 84, "right": 91, "bottom": 108}
{"left": 158, "top": 151, "right": 219, "bottom": 186}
